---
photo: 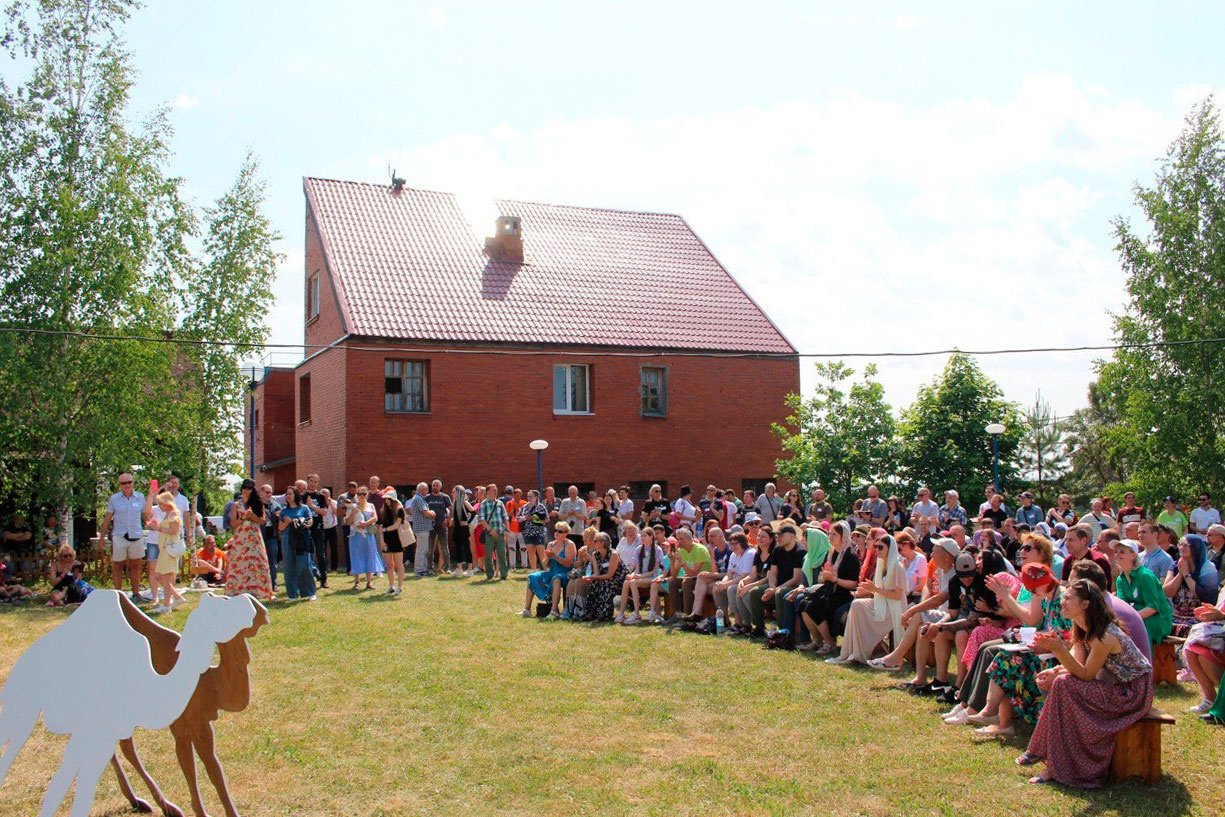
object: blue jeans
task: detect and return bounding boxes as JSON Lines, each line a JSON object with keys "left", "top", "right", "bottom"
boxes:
{"left": 263, "top": 531, "right": 279, "bottom": 590}
{"left": 280, "top": 532, "right": 298, "bottom": 598}
{"left": 286, "top": 552, "right": 316, "bottom": 599}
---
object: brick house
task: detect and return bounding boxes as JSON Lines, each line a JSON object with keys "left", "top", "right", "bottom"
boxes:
{"left": 247, "top": 177, "right": 799, "bottom": 500}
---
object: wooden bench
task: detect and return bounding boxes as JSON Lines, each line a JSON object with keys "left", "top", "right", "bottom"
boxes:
{"left": 1109, "top": 707, "right": 1174, "bottom": 785}
{"left": 1152, "top": 637, "right": 1184, "bottom": 685}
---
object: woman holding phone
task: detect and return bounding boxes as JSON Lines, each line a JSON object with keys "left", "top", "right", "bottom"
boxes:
{"left": 225, "top": 479, "right": 274, "bottom": 601}
{"left": 146, "top": 491, "right": 188, "bottom": 614}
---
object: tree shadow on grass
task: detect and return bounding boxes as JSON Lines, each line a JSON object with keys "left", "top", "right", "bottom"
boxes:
{"left": 1054, "top": 776, "right": 1192, "bottom": 817}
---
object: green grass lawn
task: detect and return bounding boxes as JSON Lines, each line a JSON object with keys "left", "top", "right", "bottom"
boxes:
{"left": 1, "top": 574, "right": 1221, "bottom": 817}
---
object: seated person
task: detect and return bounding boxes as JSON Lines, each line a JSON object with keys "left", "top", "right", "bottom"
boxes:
{"left": 1114, "top": 538, "right": 1172, "bottom": 649}
{"left": 827, "top": 533, "right": 905, "bottom": 665}
{"left": 745, "top": 523, "right": 804, "bottom": 636}
{"left": 563, "top": 528, "right": 596, "bottom": 620}
{"left": 1019, "top": 579, "right": 1154, "bottom": 787}
{"left": 867, "top": 537, "right": 959, "bottom": 668}
{"left": 900, "top": 548, "right": 988, "bottom": 697}
{"left": 948, "top": 548, "right": 1021, "bottom": 704}
{"left": 618, "top": 526, "right": 667, "bottom": 625}
{"left": 712, "top": 532, "right": 755, "bottom": 629}
{"left": 898, "top": 530, "right": 928, "bottom": 603}
{"left": 580, "top": 531, "right": 627, "bottom": 622}
{"left": 521, "top": 522, "right": 576, "bottom": 619}
{"left": 801, "top": 521, "right": 860, "bottom": 653}
{"left": 192, "top": 535, "right": 228, "bottom": 585}
{"left": 46, "top": 545, "right": 93, "bottom": 607}
{"left": 0, "top": 552, "right": 34, "bottom": 602}
{"left": 731, "top": 526, "right": 775, "bottom": 636}
{"left": 647, "top": 527, "right": 711, "bottom": 624}
{"left": 1185, "top": 590, "right": 1225, "bottom": 718}
{"left": 1165, "top": 534, "right": 1220, "bottom": 636}
{"left": 686, "top": 526, "right": 731, "bottom": 623}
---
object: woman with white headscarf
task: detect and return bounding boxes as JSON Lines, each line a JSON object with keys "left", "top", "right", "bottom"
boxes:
{"left": 826, "top": 532, "right": 906, "bottom": 665}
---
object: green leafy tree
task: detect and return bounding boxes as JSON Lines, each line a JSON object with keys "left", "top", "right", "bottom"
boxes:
{"left": 180, "top": 152, "right": 281, "bottom": 511}
{"left": 0, "top": 0, "right": 196, "bottom": 536}
{"left": 774, "top": 362, "right": 896, "bottom": 514}
{"left": 1016, "top": 390, "right": 1068, "bottom": 507}
{"left": 898, "top": 353, "right": 1022, "bottom": 500}
{"left": 1093, "top": 96, "right": 1225, "bottom": 502}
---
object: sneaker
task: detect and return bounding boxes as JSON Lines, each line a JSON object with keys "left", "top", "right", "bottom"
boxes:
{"left": 149, "top": 605, "right": 169, "bottom": 615}
{"left": 517, "top": 609, "right": 532, "bottom": 617}
{"left": 614, "top": 614, "right": 625, "bottom": 624}
{"left": 942, "top": 702, "right": 966, "bottom": 720}
{"left": 395, "top": 587, "right": 402, "bottom": 595}
{"left": 386, "top": 588, "right": 396, "bottom": 595}
{"left": 308, "top": 595, "right": 318, "bottom": 602}
{"left": 168, "top": 596, "right": 186, "bottom": 611}
{"left": 867, "top": 657, "right": 902, "bottom": 671}
{"left": 944, "top": 709, "right": 973, "bottom": 726}
{"left": 1190, "top": 699, "right": 1214, "bottom": 714}
{"left": 546, "top": 611, "right": 561, "bottom": 620}
{"left": 623, "top": 613, "right": 641, "bottom": 625}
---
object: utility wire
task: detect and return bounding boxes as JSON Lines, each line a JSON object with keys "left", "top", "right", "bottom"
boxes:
{"left": 1, "top": 325, "right": 1222, "bottom": 360}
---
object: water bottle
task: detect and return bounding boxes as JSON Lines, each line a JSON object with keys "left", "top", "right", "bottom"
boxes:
{"left": 715, "top": 610, "right": 725, "bottom": 635}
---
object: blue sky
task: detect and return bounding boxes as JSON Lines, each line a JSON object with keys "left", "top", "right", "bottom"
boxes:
{"left": 83, "top": 3, "right": 1225, "bottom": 417}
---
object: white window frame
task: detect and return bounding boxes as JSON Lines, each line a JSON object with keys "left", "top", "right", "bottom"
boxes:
{"left": 640, "top": 366, "right": 668, "bottom": 417}
{"left": 385, "top": 359, "right": 430, "bottom": 413}
{"left": 307, "top": 274, "right": 320, "bottom": 320}
{"left": 553, "top": 364, "right": 592, "bottom": 415}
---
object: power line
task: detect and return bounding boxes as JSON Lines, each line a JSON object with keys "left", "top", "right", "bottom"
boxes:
{"left": 1, "top": 325, "right": 1223, "bottom": 360}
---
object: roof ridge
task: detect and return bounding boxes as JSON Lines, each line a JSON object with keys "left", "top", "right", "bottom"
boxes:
{"left": 303, "top": 176, "right": 459, "bottom": 200}
{"left": 498, "top": 197, "right": 683, "bottom": 219}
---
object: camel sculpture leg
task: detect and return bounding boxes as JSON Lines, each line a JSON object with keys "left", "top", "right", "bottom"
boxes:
{"left": 40, "top": 734, "right": 113, "bottom": 817}
{"left": 116, "top": 737, "right": 185, "bottom": 817}
{"left": 110, "top": 754, "right": 154, "bottom": 813}
{"left": 0, "top": 704, "right": 39, "bottom": 786}
{"left": 191, "top": 723, "right": 242, "bottom": 817}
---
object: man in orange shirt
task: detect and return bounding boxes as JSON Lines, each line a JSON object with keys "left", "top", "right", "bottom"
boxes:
{"left": 504, "top": 485, "right": 527, "bottom": 570}
{"left": 192, "top": 534, "right": 227, "bottom": 585}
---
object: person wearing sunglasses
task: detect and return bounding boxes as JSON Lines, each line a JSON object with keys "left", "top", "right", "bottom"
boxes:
{"left": 826, "top": 534, "right": 905, "bottom": 665}
{"left": 99, "top": 472, "right": 146, "bottom": 600}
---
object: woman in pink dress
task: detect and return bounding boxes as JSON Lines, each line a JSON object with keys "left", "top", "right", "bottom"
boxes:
{"left": 1019, "top": 578, "right": 1153, "bottom": 787}
{"left": 225, "top": 479, "right": 274, "bottom": 602}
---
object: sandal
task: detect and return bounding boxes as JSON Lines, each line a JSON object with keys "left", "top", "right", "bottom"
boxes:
{"left": 1015, "top": 752, "right": 1041, "bottom": 767}
{"left": 1028, "top": 774, "right": 1053, "bottom": 785}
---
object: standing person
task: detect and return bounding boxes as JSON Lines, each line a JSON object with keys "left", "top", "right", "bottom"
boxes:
{"left": 1081, "top": 498, "right": 1116, "bottom": 540}
{"left": 672, "top": 485, "right": 700, "bottom": 530}
{"left": 518, "top": 490, "right": 550, "bottom": 572}
{"left": 320, "top": 488, "right": 340, "bottom": 577}
{"left": 806, "top": 488, "right": 835, "bottom": 523}
{"left": 1117, "top": 492, "right": 1147, "bottom": 527}
{"left": 304, "top": 474, "right": 329, "bottom": 588}
{"left": 479, "top": 483, "right": 510, "bottom": 581}
{"left": 594, "top": 491, "right": 622, "bottom": 541}
{"left": 425, "top": 479, "right": 453, "bottom": 575}
{"left": 278, "top": 486, "right": 317, "bottom": 602}
{"left": 939, "top": 490, "right": 969, "bottom": 532}
{"left": 346, "top": 487, "right": 383, "bottom": 591}
{"left": 224, "top": 479, "right": 273, "bottom": 601}
{"left": 145, "top": 492, "right": 188, "bottom": 614}
{"left": 408, "top": 482, "right": 435, "bottom": 577}
{"left": 99, "top": 472, "right": 146, "bottom": 601}
{"left": 143, "top": 474, "right": 191, "bottom": 608}
{"left": 559, "top": 486, "right": 587, "bottom": 549}
{"left": 542, "top": 485, "right": 561, "bottom": 528}
{"left": 450, "top": 485, "right": 475, "bottom": 577}
{"left": 1021, "top": 580, "right": 1154, "bottom": 787}
{"left": 1191, "top": 492, "right": 1222, "bottom": 535}
{"left": 337, "top": 480, "right": 358, "bottom": 571}
{"left": 1157, "top": 496, "right": 1190, "bottom": 539}
{"left": 378, "top": 493, "right": 408, "bottom": 596}
{"left": 367, "top": 476, "right": 386, "bottom": 514}
{"left": 780, "top": 490, "right": 805, "bottom": 526}
{"left": 753, "top": 483, "right": 782, "bottom": 523}
{"left": 259, "top": 484, "right": 281, "bottom": 591}
{"left": 504, "top": 486, "right": 527, "bottom": 570}
{"left": 616, "top": 486, "right": 636, "bottom": 525}
{"left": 641, "top": 484, "right": 671, "bottom": 531}
{"left": 859, "top": 485, "right": 888, "bottom": 529}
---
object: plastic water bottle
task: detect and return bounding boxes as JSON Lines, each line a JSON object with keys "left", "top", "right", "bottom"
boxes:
{"left": 715, "top": 610, "right": 725, "bottom": 635}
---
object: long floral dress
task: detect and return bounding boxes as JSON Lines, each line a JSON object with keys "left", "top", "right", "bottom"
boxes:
{"left": 1168, "top": 578, "right": 1199, "bottom": 637}
{"left": 985, "top": 589, "right": 1073, "bottom": 723}
{"left": 225, "top": 518, "right": 274, "bottom": 602}
{"left": 583, "top": 548, "right": 628, "bottom": 621}
{"left": 1025, "top": 622, "right": 1154, "bottom": 788}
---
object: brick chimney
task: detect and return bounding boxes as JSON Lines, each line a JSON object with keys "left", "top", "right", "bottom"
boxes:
{"left": 484, "top": 215, "right": 523, "bottom": 263}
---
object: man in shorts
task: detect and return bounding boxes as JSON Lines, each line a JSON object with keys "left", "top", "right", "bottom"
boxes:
{"left": 99, "top": 471, "right": 146, "bottom": 600}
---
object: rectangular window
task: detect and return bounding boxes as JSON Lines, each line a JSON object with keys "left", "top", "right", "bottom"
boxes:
{"left": 552, "top": 364, "right": 591, "bottom": 414}
{"left": 384, "top": 359, "right": 430, "bottom": 413}
{"left": 553, "top": 482, "right": 595, "bottom": 500}
{"left": 627, "top": 480, "right": 667, "bottom": 501}
{"left": 299, "top": 374, "right": 311, "bottom": 424}
{"left": 253, "top": 409, "right": 259, "bottom": 429}
{"left": 742, "top": 477, "right": 773, "bottom": 496}
{"left": 307, "top": 274, "right": 320, "bottom": 320}
{"left": 640, "top": 366, "right": 668, "bottom": 416}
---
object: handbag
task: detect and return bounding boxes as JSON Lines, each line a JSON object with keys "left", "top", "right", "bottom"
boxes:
{"left": 165, "top": 538, "right": 186, "bottom": 559}
{"left": 398, "top": 524, "right": 417, "bottom": 549}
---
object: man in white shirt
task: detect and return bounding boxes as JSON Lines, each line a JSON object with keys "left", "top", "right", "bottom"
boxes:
{"left": 99, "top": 472, "right": 146, "bottom": 600}
{"left": 1081, "top": 497, "right": 1116, "bottom": 540}
{"left": 616, "top": 486, "right": 636, "bottom": 523}
{"left": 1190, "top": 492, "right": 1222, "bottom": 534}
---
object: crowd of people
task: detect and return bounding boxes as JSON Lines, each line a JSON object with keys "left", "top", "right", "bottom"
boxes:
{"left": 4, "top": 474, "right": 1225, "bottom": 787}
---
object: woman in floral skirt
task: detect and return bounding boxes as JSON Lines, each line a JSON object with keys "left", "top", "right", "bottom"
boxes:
{"left": 225, "top": 479, "right": 274, "bottom": 602}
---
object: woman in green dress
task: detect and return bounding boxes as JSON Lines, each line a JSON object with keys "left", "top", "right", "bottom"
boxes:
{"left": 1114, "top": 538, "right": 1173, "bottom": 649}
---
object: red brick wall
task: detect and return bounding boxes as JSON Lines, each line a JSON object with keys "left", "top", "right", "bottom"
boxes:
{"left": 326, "top": 342, "right": 797, "bottom": 498}
{"left": 304, "top": 205, "right": 348, "bottom": 349}
{"left": 293, "top": 346, "right": 349, "bottom": 492}
{"left": 251, "top": 369, "right": 296, "bottom": 492}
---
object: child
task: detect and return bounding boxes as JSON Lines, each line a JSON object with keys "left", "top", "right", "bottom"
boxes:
{"left": 47, "top": 561, "right": 93, "bottom": 606}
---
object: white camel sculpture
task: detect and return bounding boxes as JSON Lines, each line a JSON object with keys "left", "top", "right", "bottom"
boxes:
{"left": 0, "top": 590, "right": 263, "bottom": 817}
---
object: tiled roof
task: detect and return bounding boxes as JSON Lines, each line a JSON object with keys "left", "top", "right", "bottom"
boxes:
{"left": 303, "top": 178, "right": 795, "bottom": 354}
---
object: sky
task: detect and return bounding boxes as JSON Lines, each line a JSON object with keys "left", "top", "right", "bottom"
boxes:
{"left": 72, "top": 1, "right": 1225, "bottom": 421}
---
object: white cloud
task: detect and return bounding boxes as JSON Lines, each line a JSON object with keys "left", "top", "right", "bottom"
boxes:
{"left": 358, "top": 75, "right": 1185, "bottom": 416}
{"left": 430, "top": 6, "right": 446, "bottom": 32}
{"left": 171, "top": 93, "right": 200, "bottom": 110}
{"left": 892, "top": 14, "right": 923, "bottom": 31}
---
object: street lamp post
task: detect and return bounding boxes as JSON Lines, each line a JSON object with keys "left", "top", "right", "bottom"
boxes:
{"left": 529, "top": 440, "right": 549, "bottom": 498}
{"left": 985, "top": 423, "right": 1005, "bottom": 493}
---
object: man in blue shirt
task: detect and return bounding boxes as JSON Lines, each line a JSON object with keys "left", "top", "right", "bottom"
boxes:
{"left": 1015, "top": 491, "right": 1044, "bottom": 527}
{"left": 1138, "top": 520, "right": 1175, "bottom": 578}
{"left": 99, "top": 472, "right": 146, "bottom": 600}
